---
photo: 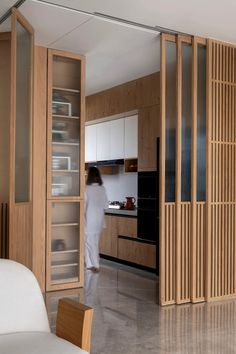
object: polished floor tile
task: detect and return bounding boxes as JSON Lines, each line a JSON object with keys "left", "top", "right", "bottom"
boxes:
{"left": 46, "top": 259, "right": 236, "bottom": 354}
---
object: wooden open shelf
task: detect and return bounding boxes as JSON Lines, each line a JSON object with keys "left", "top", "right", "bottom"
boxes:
{"left": 124, "top": 158, "right": 138, "bottom": 173}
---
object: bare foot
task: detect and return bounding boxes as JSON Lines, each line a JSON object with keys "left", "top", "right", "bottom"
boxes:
{"left": 93, "top": 267, "right": 100, "bottom": 273}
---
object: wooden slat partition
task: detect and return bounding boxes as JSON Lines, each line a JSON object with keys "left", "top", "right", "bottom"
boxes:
{"left": 160, "top": 34, "right": 207, "bottom": 305}
{"left": 207, "top": 40, "right": 236, "bottom": 301}
{"left": 161, "top": 35, "right": 236, "bottom": 305}
{"left": 195, "top": 202, "right": 205, "bottom": 301}
{"left": 163, "top": 203, "right": 175, "bottom": 305}
{"left": 191, "top": 37, "right": 207, "bottom": 303}
{"left": 179, "top": 202, "right": 191, "bottom": 303}
{"left": 160, "top": 33, "right": 176, "bottom": 305}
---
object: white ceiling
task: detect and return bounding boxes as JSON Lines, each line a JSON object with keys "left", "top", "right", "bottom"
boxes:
{"left": 1, "top": 0, "right": 236, "bottom": 94}
{"left": 19, "top": 0, "right": 160, "bottom": 95}
{"left": 32, "top": 0, "right": 236, "bottom": 44}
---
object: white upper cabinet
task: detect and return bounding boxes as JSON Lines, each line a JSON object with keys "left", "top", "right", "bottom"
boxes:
{"left": 85, "top": 124, "right": 97, "bottom": 162}
{"left": 110, "top": 118, "right": 124, "bottom": 159}
{"left": 96, "top": 121, "right": 110, "bottom": 161}
{"left": 85, "top": 115, "right": 137, "bottom": 162}
{"left": 124, "top": 115, "right": 138, "bottom": 158}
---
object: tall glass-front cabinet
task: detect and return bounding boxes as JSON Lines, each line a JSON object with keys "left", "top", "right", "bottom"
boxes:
{"left": 46, "top": 49, "right": 85, "bottom": 291}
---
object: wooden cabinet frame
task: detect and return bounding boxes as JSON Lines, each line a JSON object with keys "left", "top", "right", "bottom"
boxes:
{"left": 46, "top": 49, "right": 85, "bottom": 291}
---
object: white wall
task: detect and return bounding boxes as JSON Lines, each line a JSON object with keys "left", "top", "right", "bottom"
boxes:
{"left": 101, "top": 166, "right": 137, "bottom": 203}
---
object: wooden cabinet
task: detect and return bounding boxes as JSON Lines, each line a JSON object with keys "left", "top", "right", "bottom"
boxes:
{"left": 124, "top": 115, "right": 138, "bottom": 158}
{"left": 117, "top": 239, "right": 156, "bottom": 268}
{"left": 46, "top": 49, "right": 85, "bottom": 291}
{"left": 100, "top": 214, "right": 155, "bottom": 269}
{"left": 117, "top": 216, "right": 137, "bottom": 238}
{"left": 110, "top": 118, "right": 124, "bottom": 159}
{"left": 85, "top": 115, "right": 137, "bottom": 163}
{"left": 85, "top": 118, "right": 124, "bottom": 162}
{"left": 100, "top": 215, "right": 118, "bottom": 258}
{"left": 45, "top": 288, "right": 83, "bottom": 332}
{"left": 96, "top": 121, "right": 110, "bottom": 161}
{"left": 138, "top": 105, "right": 160, "bottom": 171}
{"left": 85, "top": 125, "right": 96, "bottom": 162}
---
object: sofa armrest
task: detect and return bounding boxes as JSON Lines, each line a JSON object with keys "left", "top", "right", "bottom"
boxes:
{"left": 56, "top": 298, "right": 94, "bottom": 353}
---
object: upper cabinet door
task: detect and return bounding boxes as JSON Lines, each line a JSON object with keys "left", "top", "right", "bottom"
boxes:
{"left": 96, "top": 121, "right": 110, "bottom": 161}
{"left": 124, "top": 115, "right": 138, "bottom": 158}
{"left": 110, "top": 118, "right": 124, "bottom": 159}
{"left": 9, "top": 9, "right": 34, "bottom": 266}
{"left": 85, "top": 125, "right": 97, "bottom": 162}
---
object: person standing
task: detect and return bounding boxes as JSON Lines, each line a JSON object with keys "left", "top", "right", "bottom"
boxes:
{"left": 84, "top": 166, "right": 108, "bottom": 272}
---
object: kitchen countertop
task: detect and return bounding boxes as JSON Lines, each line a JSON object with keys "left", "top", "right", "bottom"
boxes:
{"left": 105, "top": 208, "right": 137, "bottom": 217}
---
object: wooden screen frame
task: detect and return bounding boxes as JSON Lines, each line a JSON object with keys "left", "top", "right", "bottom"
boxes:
{"left": 9, "top": 8, "right": 35, "bottom": 268}
{"left": 160, "top": 34, "right": 207, "bottom": 305}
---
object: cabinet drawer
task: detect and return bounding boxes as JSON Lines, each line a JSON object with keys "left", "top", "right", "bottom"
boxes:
{"left": 117, "top": 216, "right": 137, "bottom": 238}
{"left": 117, "top": 238, "right": 156, "bottom": 268}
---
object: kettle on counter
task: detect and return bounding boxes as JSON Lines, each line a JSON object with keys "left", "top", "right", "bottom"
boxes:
{"left": 125, "top": 196, "right": 136, "bottom": 210}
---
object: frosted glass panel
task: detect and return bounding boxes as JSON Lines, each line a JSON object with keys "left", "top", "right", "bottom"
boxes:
{"left": 181, "top": 44, "right": 192, "bottom": 201}
{"left": 51, "top": 202, "right": 80, "bottom": 284}
{"left": 15, "top": 20, "right": 32, "bottom": 202}
{"left": 197, "top": 46, "right": 206, "bottom": 201}
{"left": 165, "top": 41, "right": 176, "bottom": 202}
{"left": 51, "top": 56, "right": 81, "bottom": 197}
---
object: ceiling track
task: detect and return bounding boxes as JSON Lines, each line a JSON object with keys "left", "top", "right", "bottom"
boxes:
{"left": 0, "top": 0, "right": 27, "bottom": 25}
{"left": 0, "top": 0, "right": 191, "bottom": 36}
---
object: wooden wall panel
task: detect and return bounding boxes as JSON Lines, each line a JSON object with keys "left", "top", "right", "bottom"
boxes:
{"left": 207, "top": 40, "right": 236, "bottom": 301}
{"left": 138, "top": 104, "right": 160, "bottom": 171}
{"left": 86, "top": 72, "right": 160, "bottom": 121}
{"left": 9, "top": 204, "right": 32, "bottom": 267}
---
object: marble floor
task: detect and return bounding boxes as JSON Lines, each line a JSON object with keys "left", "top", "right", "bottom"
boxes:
{"left": 46, "top": 259, "right": 236, "bottom": 354}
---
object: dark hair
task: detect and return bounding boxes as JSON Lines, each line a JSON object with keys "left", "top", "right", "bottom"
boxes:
{"left": 86, "top": 166, "right": 103, "bottom": 185}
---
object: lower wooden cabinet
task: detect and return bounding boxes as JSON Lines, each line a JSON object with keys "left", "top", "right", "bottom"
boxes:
{"left": 117, "top": 238, "right": 156, "bottom": 268}
{"left": 100, "top": 214, "right": 156, "bottom": 269}
{"left": 100, "top": 215, "right": 118, "bottom": 257}
{"left": 117, "top": 216, "right": 137, "bottom": 238}
{"left": 46, "top": 201, "right": 83, "bottom": 291}
{"left": 45, "top": 288, "right": 84, "bottom": 332}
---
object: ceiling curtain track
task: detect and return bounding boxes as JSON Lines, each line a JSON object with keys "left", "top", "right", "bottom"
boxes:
{"left": 1, "top": 0, "right": 189, "bottom": 36}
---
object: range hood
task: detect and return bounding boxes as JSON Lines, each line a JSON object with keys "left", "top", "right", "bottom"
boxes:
{"left": 86, "top": 159, "right": 124, "bottom": 167}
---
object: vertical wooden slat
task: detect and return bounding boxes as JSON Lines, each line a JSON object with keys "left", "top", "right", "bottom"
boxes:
{"left": 175, "top": 36, "right": 182, "bottom": 304}
{"left": 206, "top": 39, "right": 212, "bottom": 301}
{"left": 191, "top": 37, "right": 198, "bottom": 302}
{"left": 160, "top": 33, "right": 166, "bottom": 305}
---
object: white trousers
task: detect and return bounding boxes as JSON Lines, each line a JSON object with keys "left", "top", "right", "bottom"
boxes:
{"left": 85, "top": 232, "right": 100, "bottom": 269}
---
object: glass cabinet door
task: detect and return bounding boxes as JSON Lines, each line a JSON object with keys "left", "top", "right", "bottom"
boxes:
{"left": 49, "top": 201, "right": 81, "bottom": 286}
{"left": 49, "top": 54, "right": 81, "bottom": 197}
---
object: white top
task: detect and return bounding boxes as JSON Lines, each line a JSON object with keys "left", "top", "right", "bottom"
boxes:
{"left": 84, "top": 183, "right": 108, "bottom": 234}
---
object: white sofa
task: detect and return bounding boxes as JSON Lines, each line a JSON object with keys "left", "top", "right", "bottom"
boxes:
{"left": 0, "top": 259, "right": 93, "bottom": 354}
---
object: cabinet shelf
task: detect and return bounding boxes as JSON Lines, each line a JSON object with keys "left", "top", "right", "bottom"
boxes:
{"left": 52, "top": 169, "right": 79, "bottom": 173}
{"left": 53, "top": 86, "right": 80, "bottom": 94}
{"left": 52, "top": 249, "right": 78, "bottom": 255}
{"left": 52, "top": 223, "right": 79, "bottom": 227}
{"left": 52, "top": 114, "right": 79, "bottom": 120}
{"left": 52, "top": 141, "right": 79, "bottom": 146}
{"left": 51, "top": 261, "right": 78, "bottom": 268}
{"left": 51, "top": 277, "right": 78, "bottom": 285}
